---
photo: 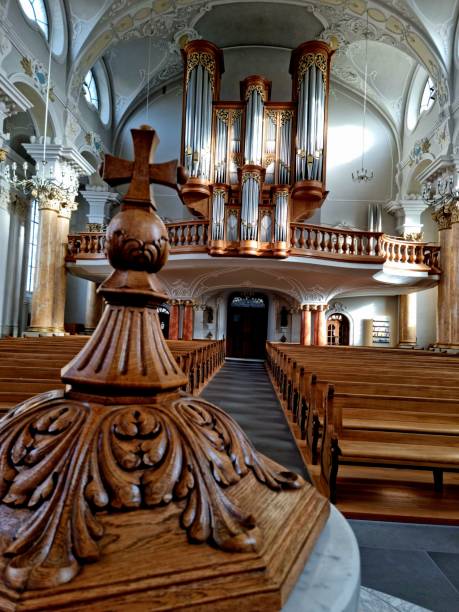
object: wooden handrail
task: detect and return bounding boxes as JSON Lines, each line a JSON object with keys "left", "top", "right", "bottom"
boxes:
{"left": 66, "top": 221, "right": 441, "bottom": 274}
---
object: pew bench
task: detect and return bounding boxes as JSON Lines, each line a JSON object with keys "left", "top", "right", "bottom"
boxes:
{"left": 319, "top": 386, "right": 459, "bottom": 502}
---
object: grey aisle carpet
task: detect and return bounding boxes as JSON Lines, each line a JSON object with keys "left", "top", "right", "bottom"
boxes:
{"left": 201, "top": 359, "right": 310, "bottom": 482}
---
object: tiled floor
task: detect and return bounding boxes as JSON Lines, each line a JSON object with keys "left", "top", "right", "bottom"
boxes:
{"left": 359, "top": 587, "right": 432, "bottom": 611}
{"left": 351, "top": 520, "right": 459, "bottom": 612}
{"left": 202, "top": 361, "right": 459, "bottom": 612}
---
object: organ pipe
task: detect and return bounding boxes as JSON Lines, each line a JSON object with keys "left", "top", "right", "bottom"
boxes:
{"left": 211, "top": 187, "right": 227, "bottom": 241}
{"left": 180, "top": 40, "right": 224, "bottom": 216}
{"left": 274, "top": 189, "right": 289, "bottom": 242}
{"left": 289, "top": 40, "right": 333, "bottom": 220}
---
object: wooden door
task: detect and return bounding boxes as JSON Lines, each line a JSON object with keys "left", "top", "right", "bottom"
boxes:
{"left": 226, "top": 294, "right": 268, "bottom": 359}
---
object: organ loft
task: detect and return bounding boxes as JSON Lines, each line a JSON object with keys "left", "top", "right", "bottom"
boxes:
{"left": 180, "top": 39, "right": 334, "bottom": 257}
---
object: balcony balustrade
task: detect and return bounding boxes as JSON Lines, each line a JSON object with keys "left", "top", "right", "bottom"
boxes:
{"left": 66, "top": 219, "right": 441, "bottom": 274}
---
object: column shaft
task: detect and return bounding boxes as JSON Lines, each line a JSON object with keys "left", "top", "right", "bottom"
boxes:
{"left": 300, "top": 308, "right": 311, "bottom": 345}
{"left": 182, "top": 303, "right": 194, "bottom": 341}
{"left": 316, "top": 308, "right": 328, "bottom": 346}
{"left": 169, "top": 303, "right": 179, "bottom": 340}
{"left": 29, "top": 202, "right": 59, "bottom": 332}
{"left": 52, "top": 207, "right": 71, "bottom": 333}
{"left": 399, "top": 293, "right": 417, "bottom": 346}
{"left": 85, "top": 281, "right": 103, "bottom": 332}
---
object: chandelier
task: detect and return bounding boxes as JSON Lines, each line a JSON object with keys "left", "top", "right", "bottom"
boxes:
{"left": 352, "top": 10, "right": 374, "bottom": 183}
{"left": 0, "top": 34, "right": 79, "bottom": 205}
{"left": 421, "top": 176, "right": 459, "bottom": 207}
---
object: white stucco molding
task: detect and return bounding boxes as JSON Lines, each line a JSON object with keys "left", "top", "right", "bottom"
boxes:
{"left": 24, "top": 142, "right": 94, "bottom": 177}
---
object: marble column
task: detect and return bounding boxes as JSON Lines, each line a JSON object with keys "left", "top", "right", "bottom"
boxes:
{"left": 300, "top": 306, "right": 311, "bottom": 345}
{"left": 398, "top": 293, "right": 417, "bottom": 347}
{"left": 52, "top": 204, "right": 75, "bottom": 334}
{"left": 312, "top": 305, "right": 328, "bottom": 346}
{"left": 85, "top": 281, "right": 103, "bottom": 333}
{"left": 432, "top": 204, "right": 459, "bottom": 348}
{"left": 169, "top": 301, "right": 180, "bottom": 340}
{"left": 182, "top": 300, "right": 194, "bottom": 341}
{"left": 27, "top": 198, "right": 60, "bottom": 333}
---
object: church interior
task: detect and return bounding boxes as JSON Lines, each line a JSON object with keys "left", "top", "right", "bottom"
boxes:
{"left": 0, "top": 0, "right": 459, "bottom": 610}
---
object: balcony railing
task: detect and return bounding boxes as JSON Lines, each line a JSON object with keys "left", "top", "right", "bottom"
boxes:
{"left": 66, "top": 220, "right": 441, "bottom": 274}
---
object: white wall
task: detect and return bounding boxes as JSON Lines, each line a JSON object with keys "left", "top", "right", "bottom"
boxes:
{"left": 328, "top": 296, "right": 399, "bottom": 347}
{"left": 416, "top": 287, "right": 437, "bottom": 348}
{"left": 323, "top": 87, "right": 397, "bottom": 232}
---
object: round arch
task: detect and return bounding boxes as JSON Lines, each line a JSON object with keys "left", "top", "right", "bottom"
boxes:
{"left": 326, "top": 303, "right": 355, "bottom": 346}
{"left": 11, "top": 78, "right": 59, "bottom": 140}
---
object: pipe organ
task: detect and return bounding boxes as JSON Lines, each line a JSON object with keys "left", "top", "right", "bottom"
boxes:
{"left": 180, "top": 39, "right": 333, "bottom": 257}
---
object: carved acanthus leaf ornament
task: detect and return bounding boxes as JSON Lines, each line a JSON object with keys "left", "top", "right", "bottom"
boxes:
{"left": 0, "top": 389, "right": 299, "bottom": 589}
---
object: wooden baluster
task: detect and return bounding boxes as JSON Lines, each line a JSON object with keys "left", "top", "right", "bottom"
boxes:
{"left": 313, "top": 230, "right": 319, "bottom": 251}
{"left": 298, "top": 226, "right": 305, "bottom": 249}
{"left": 326, "top": 232, "right": 332, "bottom": 253}
{"left": 319, "top": 231, "right": 325, "bottom": 252}
{"left": 332, "top": 232, "right": 338, "bottom": 254}
{"left": 357, "top": 234, "right": 363, "bottom": 256}
{"left": 341, "top": 233, "right": 348, "bottom": 255}
{"left": 348, "top": 233, "right": 355, "bottom": 255}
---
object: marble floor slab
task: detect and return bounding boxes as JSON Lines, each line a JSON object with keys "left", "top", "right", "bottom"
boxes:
{"left": 351, "top": 521, "right": 459, "bottom": 612}
{"left": 359, "top": 587, "right": 432, "bottom": 612}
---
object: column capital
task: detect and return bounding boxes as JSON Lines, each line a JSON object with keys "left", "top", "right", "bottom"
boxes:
{"left": 38, "top": 198, "right": 61, "bottom": 213}
{"left": 432, "top": 201, "right": 459, "bottom": 230}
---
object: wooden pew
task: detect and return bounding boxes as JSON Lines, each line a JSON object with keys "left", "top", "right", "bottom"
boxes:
{"left": 0, "top": 337, "right": 225, "bottom": 417}
{"left": 266, "top": 342, "right": 459, "bottom": 503}
{"left": 319, "top": 385, "right": 459, "bottom": 502}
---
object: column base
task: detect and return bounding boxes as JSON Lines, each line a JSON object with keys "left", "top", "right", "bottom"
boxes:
{"left": 431, "top": 343, "right": 459, "bottom": 353}
{"left": 24, "top": 327, "right": 68, "bottom": 337}
{"left": 397, "top": 342, "right": 418, "bottom": 349}
{"left": 0, "top": 325, "right": 19, "bottom": 337}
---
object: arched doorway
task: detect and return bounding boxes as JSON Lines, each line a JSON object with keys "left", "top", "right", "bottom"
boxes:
{"left": 158, "top": 304, "right": 170, "bottom": 338}
{"left": 327, "top": 313, "right": 350, "bottom": 345}
{"left": 226, "top": 293, "right": 268, "bottom": 359}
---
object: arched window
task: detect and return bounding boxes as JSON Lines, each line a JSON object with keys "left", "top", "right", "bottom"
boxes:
{"left": 419, "top": 77, "right": 435, "bottom": 114}
{"left": 83, "top": 70, "right": 99, "bottom": 110}
{"left": 18, "top": 0, "right": 49, "bottom": 40}
{"left": 26, "top": 200, "right": 40, "bottom": 293}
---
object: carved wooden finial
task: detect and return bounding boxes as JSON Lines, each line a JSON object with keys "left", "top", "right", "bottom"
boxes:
{"left": 101, "top": 126, "right": 187, "bottom": 208}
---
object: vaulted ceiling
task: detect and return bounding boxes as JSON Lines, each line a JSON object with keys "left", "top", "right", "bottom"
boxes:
{"left": 61, "top": 0, "right": 459, "bottom": 135}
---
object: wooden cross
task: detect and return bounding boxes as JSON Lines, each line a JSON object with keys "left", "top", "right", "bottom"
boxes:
{"left": 101, "top": 125, "right": 187, "bottom": 207}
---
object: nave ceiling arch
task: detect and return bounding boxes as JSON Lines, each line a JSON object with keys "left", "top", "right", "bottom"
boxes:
{"left": 61, "top": 0, "right": 454, "bottom": 144}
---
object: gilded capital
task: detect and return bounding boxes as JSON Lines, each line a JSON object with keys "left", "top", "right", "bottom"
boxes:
{"left": 431, "top": 201, "right": 459, "bottom": 230}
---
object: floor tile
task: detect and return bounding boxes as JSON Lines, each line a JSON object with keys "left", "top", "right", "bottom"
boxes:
{"left": 360, "top": 547, "right": 459, "bottom": 612}
{"left": 350, "top": 520, "right": 459, "bottom": 554}
{"left": 428, "top": 552, "right": 459, "bottom": 592}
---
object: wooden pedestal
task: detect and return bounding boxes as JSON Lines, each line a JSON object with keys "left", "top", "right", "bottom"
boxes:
{"left": 0, "top": 459, "right": 328, "bottom": 611}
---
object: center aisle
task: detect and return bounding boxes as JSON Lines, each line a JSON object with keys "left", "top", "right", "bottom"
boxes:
{"left": 201, "top": 359, "right": 310, "bottom": 481}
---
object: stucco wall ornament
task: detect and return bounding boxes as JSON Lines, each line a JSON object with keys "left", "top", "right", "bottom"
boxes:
{"left": 20, "top": 57, "right": 55, "bottom": 101}
{"left": 409, "top": 138, "right": 431, "bottom": 166}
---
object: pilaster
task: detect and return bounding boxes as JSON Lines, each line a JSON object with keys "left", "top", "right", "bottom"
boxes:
{"left": 81, "top": 185, "right": 120, "bottom": 230}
